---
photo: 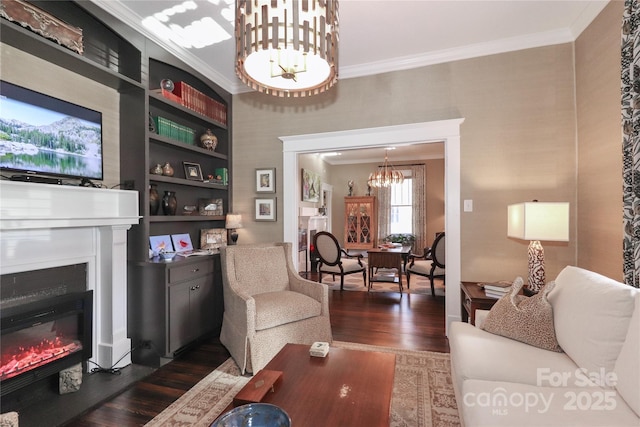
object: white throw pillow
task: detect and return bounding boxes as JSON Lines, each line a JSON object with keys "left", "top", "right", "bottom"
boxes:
{"left": 613, "top": 293, "right": 640, "bottom": 417}
{"left": 548, "top": 266, "right": 638, "bottom": 377}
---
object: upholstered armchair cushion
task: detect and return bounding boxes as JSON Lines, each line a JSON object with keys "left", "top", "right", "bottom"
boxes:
{"left": 320, "top": 258, "right": 367, "bottom": 274}
{"left": 254, "top": 290, "right": 322, "bottom": 331}
{"left": 407, "top": 260, "right": 439, "bottom": 275}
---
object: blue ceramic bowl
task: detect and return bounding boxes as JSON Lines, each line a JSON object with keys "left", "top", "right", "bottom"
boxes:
{"left": 211, "top": 403, "right": 290, "bottom": 427}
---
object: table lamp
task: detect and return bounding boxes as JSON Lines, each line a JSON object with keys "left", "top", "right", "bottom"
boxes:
{"left": 226, "top": 213, "right": 243, "bottom": 245}
{"left": 507, "top": 201, "right": 569, "bottom": 292}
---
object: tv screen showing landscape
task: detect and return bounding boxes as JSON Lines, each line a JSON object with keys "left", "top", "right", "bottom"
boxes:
{"left": 0, "top": 81, "right": 103, "bottom": 180}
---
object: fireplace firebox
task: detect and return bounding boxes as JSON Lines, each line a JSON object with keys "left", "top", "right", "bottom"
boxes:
{"left": 1, "top": 291, "right": 93, "bottom": 396}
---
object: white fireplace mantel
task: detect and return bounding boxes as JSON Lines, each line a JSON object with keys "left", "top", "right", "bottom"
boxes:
{"left": 0, "top": 181, "right": 140, "bottom": 369}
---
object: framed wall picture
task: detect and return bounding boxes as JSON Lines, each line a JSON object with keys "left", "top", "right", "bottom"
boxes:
{"left": 301, "top": 168, "right": 320, "bottom": 202}
{"left": 200, "top": 228, "right": 227, "bottom": 250}
{"left": 255, "top": 197, "right": 277, "bottom": 221}
{"left": 171, "top": 233, "right": 193, "bottom": 252}
{"left": 255, "top": 167, "right": 275, "bottom": 193}
{"left": 183, "top": 161, "right": 203, "bottom": 181}
{"left": 198, "top": 198, "right": 224, "bottom": 216}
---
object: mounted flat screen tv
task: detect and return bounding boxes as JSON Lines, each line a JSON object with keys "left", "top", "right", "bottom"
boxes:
{"left": 0, "top": 81, "right": 103, "bottom": 181}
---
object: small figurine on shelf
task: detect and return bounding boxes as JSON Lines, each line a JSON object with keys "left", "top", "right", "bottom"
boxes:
{"left": 367, "top": 184, "right": 372, "bottom": 196}
{"left": 149, "top": 164, "right": 163, "bottom": 175}
{"left": 200, "top": 129, "right": 218, "bottom": 151}
{"left": 348, "top": 180, "right": 354, "bottom": 196}
{"left": 162, "top": 162, "right": 174, "bottom": 177}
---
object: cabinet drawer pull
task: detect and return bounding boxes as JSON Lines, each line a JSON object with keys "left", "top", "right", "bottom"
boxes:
{"left": 191, "top": 268, "right": 200, "bottom": 273}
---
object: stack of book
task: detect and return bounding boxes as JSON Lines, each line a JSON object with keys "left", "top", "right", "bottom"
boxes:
{"left": 154, "top": 116, "right": 195, "bottom": 144}
{"left": 482, "top": 281, "right": 512, "bottom": 299}
{"left": 174, "top": 81, "right": 228, "bottom": 125}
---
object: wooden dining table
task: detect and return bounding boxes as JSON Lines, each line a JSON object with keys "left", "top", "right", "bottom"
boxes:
{"left": 366, "top": 246, "right": 412, "bottom": 293}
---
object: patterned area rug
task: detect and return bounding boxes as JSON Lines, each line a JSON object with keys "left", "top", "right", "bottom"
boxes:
{"left": 322, "top": 270, "right": 445, "bottom": 296}
{"left": 145, "top": 341, "right": 459, "bottom": 427}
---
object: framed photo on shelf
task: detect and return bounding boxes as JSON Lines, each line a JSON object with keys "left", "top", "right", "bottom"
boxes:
{"left": 255, "top": 197, "right": 276, "bottom": 221}
{"left": 149, "top": 235, "right": 173, "bottom": 253}
{"left": 171, "top": 233, "right": 193, "bottom": 252}
{"left": 183, "top": 161, "right": 203, "bottom": 181}
{"left": 198, "top": 198, "right": 224, "bottom": 216}
{"left": 255, "top": 168, "right": 275, "bottom": 193}
{"left": 200, "top": 228, "right": 227, "bottom": 250}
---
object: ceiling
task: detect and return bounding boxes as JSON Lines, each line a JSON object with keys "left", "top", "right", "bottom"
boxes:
{"left": 91, "top": 0, "right": 609, "bottom": 162}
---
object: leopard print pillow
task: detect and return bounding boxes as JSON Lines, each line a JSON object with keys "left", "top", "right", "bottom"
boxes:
{"left": 482, "top": 277, "right": 563, "bottom": 352}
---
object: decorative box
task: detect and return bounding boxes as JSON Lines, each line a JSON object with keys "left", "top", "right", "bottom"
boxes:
{"left": 0, "top": 0, "right": 83, "bottom": 54}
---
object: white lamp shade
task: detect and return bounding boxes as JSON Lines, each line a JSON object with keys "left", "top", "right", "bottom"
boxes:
{"left": 507, "top": 202, "right": 569, "bottom": 242}
{"left": 225, "top": 213, "right": 243, "bottom": 229}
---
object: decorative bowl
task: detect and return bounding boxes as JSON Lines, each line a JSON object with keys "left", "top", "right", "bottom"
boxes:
{"left": 211, "top": 403, "right": 290, "bottom": 427}
{"left": 159, "top": 251, "right": 177, "bottom": 261}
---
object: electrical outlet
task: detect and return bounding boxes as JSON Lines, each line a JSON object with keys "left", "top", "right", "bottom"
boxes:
{"left": 124, "top": 180, "right": 135, "bottom": 190}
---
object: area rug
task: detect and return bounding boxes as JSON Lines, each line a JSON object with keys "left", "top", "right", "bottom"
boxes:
{"left": 322, "top": 271, "right": 445, "bottom": 296}
{"left": 145, "top": 341, "right": 459, "bottom": 427}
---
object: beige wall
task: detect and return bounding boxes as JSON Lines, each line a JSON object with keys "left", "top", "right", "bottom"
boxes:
{"left": 1, "top": 44, "right": 120, "bottom": 188}
{"left": 575, "top": 1, "right": 624, "bottom": 281}
{"left": 233, "top": 42, "right": 578, "bottom": 283}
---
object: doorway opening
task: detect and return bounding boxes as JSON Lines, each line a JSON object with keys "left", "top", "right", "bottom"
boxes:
{"left": 280, "top": 119, "right": 464, "bottom": 332}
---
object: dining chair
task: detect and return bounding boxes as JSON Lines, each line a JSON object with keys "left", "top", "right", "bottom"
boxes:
{"left": 406, "top": 232, "right": 445, "bottom": 296}
{"left": 313, "top": 231, "right": 367, "bottom": 290}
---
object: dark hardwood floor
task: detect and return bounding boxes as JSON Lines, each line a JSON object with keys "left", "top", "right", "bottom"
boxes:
{"left": 47, "top": 283, "right": 447, "bottom": 426}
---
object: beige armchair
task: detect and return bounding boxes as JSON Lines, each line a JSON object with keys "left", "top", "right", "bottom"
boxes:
{"left": 219, "top": 242, "right": 332, "bottom": 374}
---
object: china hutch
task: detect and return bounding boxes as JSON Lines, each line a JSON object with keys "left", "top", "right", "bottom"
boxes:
{"left": 344, "top": 196, "right": 377, "bottom": 250}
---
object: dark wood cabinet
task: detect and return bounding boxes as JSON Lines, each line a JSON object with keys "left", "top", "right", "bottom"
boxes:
{"left": 168, "top": 270, "right": 216, "bottom": 354}
{"left": 129, "top": 256, "right": 222, "bottom": 366}
{"left": 344, "top": 196, "right": 377, "bottom": 250}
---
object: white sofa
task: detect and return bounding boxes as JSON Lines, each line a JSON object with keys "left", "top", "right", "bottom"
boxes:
{"left": 449, "top": 266, "right": 640, "bottom": 426}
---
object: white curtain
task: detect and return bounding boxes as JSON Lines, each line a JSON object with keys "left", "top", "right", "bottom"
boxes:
{"left": 411, "top": 165, "right": 427, "bottom": 253}
{"left": 377, "top": 186, "right": 391, "bottom": 243}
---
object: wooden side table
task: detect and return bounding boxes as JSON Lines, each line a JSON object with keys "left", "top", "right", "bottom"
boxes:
{"left": 460, "top": 281, "right": 500, "bottom": 325}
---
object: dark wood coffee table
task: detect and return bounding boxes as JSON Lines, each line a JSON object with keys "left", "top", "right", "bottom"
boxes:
{"left": 229, "top": 343, "right": 396, "bottom": 427}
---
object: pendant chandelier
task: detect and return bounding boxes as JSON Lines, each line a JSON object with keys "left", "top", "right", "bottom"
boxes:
{"left": 368, "top": 152, "right": 404, "bottom": 188}
{"left": 235, "top": 0, "right": 339, "bottom": 98}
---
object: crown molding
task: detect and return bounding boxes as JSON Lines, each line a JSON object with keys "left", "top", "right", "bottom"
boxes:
{"left": 340, "top": 28, "right": 575, "bottom": 80}
{"left": 569, "top": 0, "right": 609, "bottom": 38}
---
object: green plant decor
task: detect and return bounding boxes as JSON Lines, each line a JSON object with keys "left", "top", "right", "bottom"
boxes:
{"left": 384, "top": 233, "right": 416, "bottom": 246}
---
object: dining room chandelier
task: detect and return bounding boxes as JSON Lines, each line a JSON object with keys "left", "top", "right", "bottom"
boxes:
{"left": 235, "top": 0, "right": 339, "bottom": 98}
{"left": 368, "top": 152, "right": 405, "bottom": 188}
